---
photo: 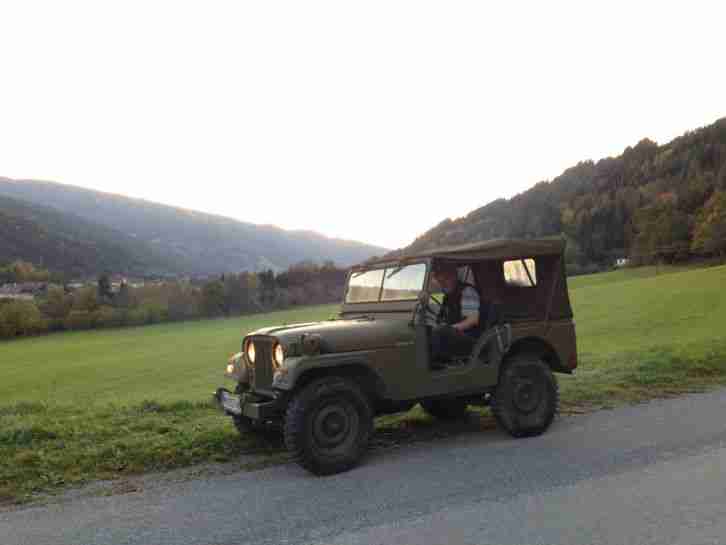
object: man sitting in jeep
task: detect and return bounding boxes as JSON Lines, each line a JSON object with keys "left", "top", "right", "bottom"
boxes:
{"left": 430, "top": 261, "right": 496, "bottom": 367}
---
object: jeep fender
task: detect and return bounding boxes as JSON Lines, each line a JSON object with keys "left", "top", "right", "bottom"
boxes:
{"left": 276, "top": 351, "right": 387, "bottom": 400}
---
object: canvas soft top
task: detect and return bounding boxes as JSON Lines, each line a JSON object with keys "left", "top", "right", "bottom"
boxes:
{"left": 355, "top": 237, "right": 566, "bottom": 270}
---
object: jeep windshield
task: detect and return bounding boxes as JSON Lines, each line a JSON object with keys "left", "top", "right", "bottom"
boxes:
{"left": 346, "top": 263, "right": 427, "bottom": 303}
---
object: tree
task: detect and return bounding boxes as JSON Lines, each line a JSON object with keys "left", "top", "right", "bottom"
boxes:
{"left": 0, "top": 300, "right": 44, "bottom": 338}
{"left": 115, "top": 281, "right": 132, "bottom": 308}
{"left": 97, "top": 273, "right": 113, "bottom": 302}
{"left": 72, "top": 286, "right": 99, "bottom": 312}
{"left": 0, "top": 260, "right": 50, "bottom": 283}
{"left": 692, "top": 191, "right": 726, "bottom": 255}
{"left": 201, "top": 280, "right": 225, "bottom": 317}
{"left": 633, "top": 202, "right": 691, "bottom": 262}
{"left": 223, "top": 274, "right": 252, "bottom": 314}
{"left": 167, "top": 283, "right": 198, "bottom": 320}
{"left": 258, "top": 269, "right": 277, "bottom": 307}
{"left": 41, "top": 286, "right": 71, "bottom": 319}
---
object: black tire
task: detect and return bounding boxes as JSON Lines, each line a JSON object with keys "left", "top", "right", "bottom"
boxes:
{"left": 420, "top": 398, "right": 469, "bottom": 420}
{"left": 284, "top": 377, "right": 373, "bottom": 476}
{"left": 491, "top": 356, "right": 559, "bottom": 438}
{"left": 233, "top": 414, "right": 255, "bottom": 435}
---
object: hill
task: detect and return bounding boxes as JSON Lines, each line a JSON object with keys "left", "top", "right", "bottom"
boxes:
{"left": 0, "top": 178, "right": 388, "bottom": 276}
{"left": 0, "top": 194, "right": 180, "bottom": 278}
{"left": 405, "top": 118, "right": 726, "bottom": 270}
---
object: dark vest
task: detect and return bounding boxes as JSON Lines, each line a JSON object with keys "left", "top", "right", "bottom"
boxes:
{"left": 439, "top": 282, "right": 480, "bottom": 328}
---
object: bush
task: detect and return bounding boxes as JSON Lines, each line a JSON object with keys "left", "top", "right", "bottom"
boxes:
{"left": 126, "top": 308, "right": 149, "bottom": 327}
{"left": 39, "top": 286, "right": 72, "bottom": 320}
{"left": 71, "top": 287, "right": 99, "bottom": 312}
{"left": 0, "top": 301, "right": 44, "bottom": 338}
{"left": 94, "top": 306, "right": 125, "bottom": 328}
{"left": 45, "top": 318, "right": 67, "bottom": 333}
{"left": 141, "top": 303, "right": 168, "bottom": 324}
{"left": 63, "top": 310, "right": 96, "bottom": 331}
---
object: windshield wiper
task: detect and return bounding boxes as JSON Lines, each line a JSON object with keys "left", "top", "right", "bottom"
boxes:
{"left": 386, "top": 265, "right": 404, "bottom": 279}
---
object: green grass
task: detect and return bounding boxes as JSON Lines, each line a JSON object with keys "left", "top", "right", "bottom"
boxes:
{"left": 3, "top": 266, "right": 726, "bottom": 504}
{"left": 559, "top": 264, "right": 726, "bottom": 408}
{"left": 569, "top": 264, "right": 688, "bottom": 289}
{"left": 0, "top": 305, "right": 338, "bottom": 407}
{"left": 0, "top": 305, "right": 338, "bottom": 504}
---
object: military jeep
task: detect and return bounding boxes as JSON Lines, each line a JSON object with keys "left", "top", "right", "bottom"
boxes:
{"left": 215, "top": 238, "right": 577, "bottom": 475}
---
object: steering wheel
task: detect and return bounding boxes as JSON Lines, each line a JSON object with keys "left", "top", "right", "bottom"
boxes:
{"left": 412, "top": 291, "right": 440, "bottom": 326}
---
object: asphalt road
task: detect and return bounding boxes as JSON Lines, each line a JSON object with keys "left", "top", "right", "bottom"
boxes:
{"left": 4, "top": 389, "right": 726, "bottom": 545}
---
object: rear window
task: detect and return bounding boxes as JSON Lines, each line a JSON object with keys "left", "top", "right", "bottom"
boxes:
{"left": 503, "top": 259, "right": 537, "bottom": 287}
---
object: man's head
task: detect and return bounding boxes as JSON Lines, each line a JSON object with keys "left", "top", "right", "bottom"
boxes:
{"left": 432, "top": 262, "right": 459, "bottom": 293}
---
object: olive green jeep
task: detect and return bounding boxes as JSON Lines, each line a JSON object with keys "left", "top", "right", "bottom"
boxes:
{"left": 214, "top": 238, "right": 577, "bottom": 475}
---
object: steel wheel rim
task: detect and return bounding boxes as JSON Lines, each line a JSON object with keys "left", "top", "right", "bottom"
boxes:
{"left": 512, "top": 369, "right": 544, "bottom": 414}
{"left": 312, "top": 400, "right": 359, "bottom": 454}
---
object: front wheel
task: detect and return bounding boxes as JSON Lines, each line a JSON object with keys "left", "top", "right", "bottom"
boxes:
{"left": 284, "top": 377, "right": 373, "bottom": 475}
{"left": 491, "top": 357, "right": 559, "bottom": 438}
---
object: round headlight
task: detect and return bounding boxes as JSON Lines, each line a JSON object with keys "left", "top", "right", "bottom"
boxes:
{"left": 273, "top": 343, "right": 284, "bottom": 368}
{"left": 245, "top": 340, "right": 256, "bottom": 364}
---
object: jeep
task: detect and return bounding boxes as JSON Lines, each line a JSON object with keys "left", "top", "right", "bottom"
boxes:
{"left": 215, "top": 238, "right": 577, "bottom": 475}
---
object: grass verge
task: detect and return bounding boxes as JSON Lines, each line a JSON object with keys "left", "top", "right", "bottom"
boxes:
{"left": 3, "top": 337, "right": 726, "bottom": 505}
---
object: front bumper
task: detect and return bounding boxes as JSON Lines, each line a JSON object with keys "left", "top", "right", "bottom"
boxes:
{"left": 213, "top": 388, "right": 282, "bottom": 420}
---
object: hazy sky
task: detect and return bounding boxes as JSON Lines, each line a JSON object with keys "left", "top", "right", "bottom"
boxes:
{"left": 1, "top": 1, "right": 724, "bottom": 249}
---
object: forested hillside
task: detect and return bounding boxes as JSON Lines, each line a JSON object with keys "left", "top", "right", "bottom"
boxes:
{"left": 407, "top": 118, "right": 726, "bottom": 271}
{"left": 0, "top": 179, "right": 387, "bottom": 276}
{"left": 0, "top": 195, "right": 180, "bottom": 278}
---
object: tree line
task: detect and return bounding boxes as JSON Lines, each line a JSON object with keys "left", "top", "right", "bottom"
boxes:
{"left": 407, "top": 118, "right": 726, "bottom": 274}
{"left": 0, "top": 260, "right": 348, "bottom": 340}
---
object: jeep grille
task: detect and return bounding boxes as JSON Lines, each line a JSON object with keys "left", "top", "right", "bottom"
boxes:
{"left": 249, "top": 337, "right": 274, "bottom": 391}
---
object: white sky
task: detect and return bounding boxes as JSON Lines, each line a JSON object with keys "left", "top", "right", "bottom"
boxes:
{"left": 1, "top": 1, "right": 724, "bottom": 249}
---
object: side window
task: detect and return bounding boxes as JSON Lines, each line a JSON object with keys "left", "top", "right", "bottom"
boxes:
{"left": 503, "top": 259, "right": 537, "bottom": 287}
{"left": 346, "top": 269, "right": 384, "bottom": 303}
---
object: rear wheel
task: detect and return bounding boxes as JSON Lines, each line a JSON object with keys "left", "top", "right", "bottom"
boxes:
{"left": 491, "top": 356, "right": 558, "bottom": 437}
{"left": 284, "top": 377, "right": 373, "bottom": 475}
{"left": 420, "top": 398, "right": 469, "bottom": 420}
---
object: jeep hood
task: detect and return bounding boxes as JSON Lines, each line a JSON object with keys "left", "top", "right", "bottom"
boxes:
{"left": 247, "top": 318, "right": 410, "bottom": 353}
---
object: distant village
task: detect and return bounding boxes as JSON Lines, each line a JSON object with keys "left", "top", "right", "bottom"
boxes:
{"left": 1, "top": 275, "right": 160, "bottom": 302}
{"left": 0, "top": 260, "right": 348, "bottom": 339}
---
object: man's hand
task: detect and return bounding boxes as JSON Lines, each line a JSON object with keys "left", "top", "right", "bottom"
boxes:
{"left": 453, "top": 314, "right": 478, "bottom": 333}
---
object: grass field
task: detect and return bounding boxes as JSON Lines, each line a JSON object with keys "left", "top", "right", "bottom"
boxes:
{"left": 0, "top": 305, "right": 339, "bottom": 407}
{"left": 2, "top": 265, "right": 726, "bottom": 503}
